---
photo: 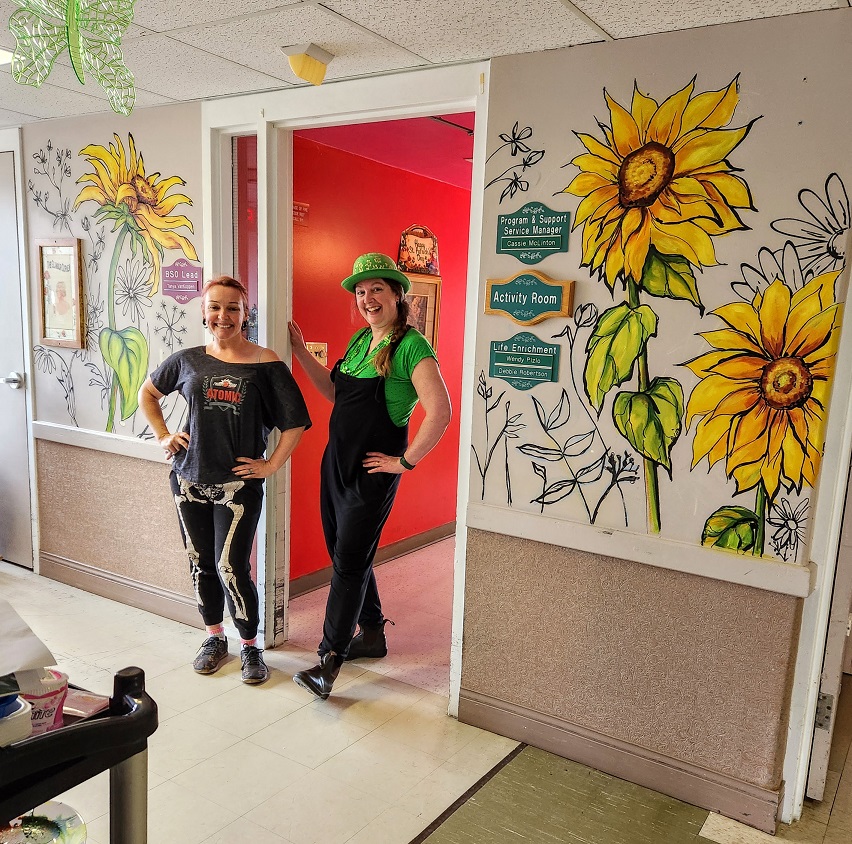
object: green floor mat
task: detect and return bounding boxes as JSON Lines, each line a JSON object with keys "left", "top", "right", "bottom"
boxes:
{"left": 415, "top": 745, "right": 710, "bottom": 844}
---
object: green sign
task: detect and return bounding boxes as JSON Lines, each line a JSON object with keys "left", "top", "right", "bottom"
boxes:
{"left": 486, "top": 272, "right": 572, "bottom": 325}
{"left": 489, "top": 332, "right": 560, "bottom": 391}
{"left": 496, "top": 202, "right": 571, "bottom": 265}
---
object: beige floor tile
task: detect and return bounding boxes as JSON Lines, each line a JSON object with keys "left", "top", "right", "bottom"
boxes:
{"left": 805, "top": 770, "right": 842, "bottom": 825}
{"left": 250, "top": 768, "right": 390, "bottom": 844}
{"left": 172, "top": 740, "right": 310, "bottom": 813}
{"left": 206, "top": 817, "right": 293, "bottom": 843}
{"left": 344, "top": 805, "right": 431, "bottom": 844}
{"left": 184, "top": 681, "right": 303, "bottom": 739}
{"left": 146, "top": 710, "right": 241, "bottom": 779}
{"left": 142, "top": 661, "right": 243, "bottom": 713}
{"left": 445, "top": 729, "right": 519, "bottom": 774}
{"left": 371, "top": 700, "right": 483, "bottom": 760}
{"left": 700, "top": 810, "right": 829, "bottom": 843}
{"left": 248, "top": 705, "right": 368, "bottom": 768}
{"left": 316, "top": 731, "right": 444, "bottom": 803}
{"left": 823, "top": 807, "right": 852, "bottom": 844}
{"left": 393, "top": 763, "right": 480, "bottom": 820}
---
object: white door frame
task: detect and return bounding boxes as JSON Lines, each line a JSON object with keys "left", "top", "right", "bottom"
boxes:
{"left": 201, "top": 62, "right": 490, "bottom": 683}
{"left": 0, "top": 128, "right": 38, "bottom": 570}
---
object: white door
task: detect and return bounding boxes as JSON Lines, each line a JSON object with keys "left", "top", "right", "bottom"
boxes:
{"left": 806, "top": 466, "right": 852, "bottom": 798}
{"left": 0, "top": 150, "right": 34, "bottom": 569}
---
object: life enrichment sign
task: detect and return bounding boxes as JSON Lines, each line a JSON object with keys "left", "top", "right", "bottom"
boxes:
{"left": 489, "top": 332, "right": 560, "bottom": 391}
{"left": 485, "top": 271, "right": 573, "bottom": 325}
{"left": 496, "top": 202, "right": 571, "bottom": 265}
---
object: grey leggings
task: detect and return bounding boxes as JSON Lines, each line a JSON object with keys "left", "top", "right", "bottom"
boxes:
{"left": 170, "top": 472, "right": 263, "bottom": 641}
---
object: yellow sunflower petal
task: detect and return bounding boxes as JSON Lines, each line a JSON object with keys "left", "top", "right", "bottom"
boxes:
{"left": 114, "top": 183, "right": 138, "bottom": 205}
{"left": 574, "top": 132, "right": 622, "bottom": 167}
{"left": 758, "top": 279, "right": 791, "bottom": 358}
{"left": 622, "top": 209, "right": 650, "bottom": 282}
{"left": 647, "top": 78, "right": 693, "bottom": 147}
{"left": 787, "top": 407, "right": 809, "bottom": 450}
{"left": 153, "top": 193, "right": 195, "bottom": 217}
{"left": 604, "top": 90, "right": 641, "bottom": 158}
{"left": 681, "top": 77, "right": 739, "bottom": 133}
{"left": 727, "top": 404, "right": 771, "bottom": 475}
{"left": 573, "top": 186, "right": 620, "bottom": 228}
{"left": 698, "top": 328, "right": 765, "bottom": 356}
{"left": 712, "top": 384, "right": 762, "bottom": 417}
{"left": 697, "top": 171, "right": 753, "bottom": 209}
{"left": 709, "top": 355, "right": 766, "bottom": 381}
{"left": 649, "top": 218, "right": 717, "bottom": 267}
{"left": 684, "top": 373, "right": 738, "bottom": 426}
{"left": 631, "top": 84, "right": 658, "bottom": 140}
{"left": 787, "top": 307, "right": 838, "bottom": 359}
{"left": 683, "top": 349, "right": 744, "bottom": 379}
{"left": 565, "top": 171, "right": 612, "bottom": 198}
{"left": 73, "top": 185, "right": 109, "bottom": 210}
{"left": 760, "top": 448, "right": 784, "bottom": 499}
{"left": 693, "top": 412, "right": 731, "bottom": 466}
{"left": 731, "top": 459, "right": 763, "bottom": 494}
{"left": 674, "top": 123, "right": 752, "bottom": 175}
{"left": 571, "top": 153, "right": 620, "bottom": 181}
{"left": 712, "top": 301, "right": 764, "bottom": 347}
{"left": 136, "top": 206, "right": 195, "bottom": 233}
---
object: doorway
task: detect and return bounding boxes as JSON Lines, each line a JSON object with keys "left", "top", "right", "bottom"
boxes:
{"left": 0, "top": 146, "right": 34, "bottom": 569}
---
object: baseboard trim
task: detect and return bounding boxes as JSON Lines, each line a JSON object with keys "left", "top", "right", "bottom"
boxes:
{"left": 457, "top": 688, "right": 780, "bottom": 834}
{"left": 289, "top": 522, "right": 455, "bottom": 598}
{"left": 40, "top": 553, "right": 203, "bottom": 629}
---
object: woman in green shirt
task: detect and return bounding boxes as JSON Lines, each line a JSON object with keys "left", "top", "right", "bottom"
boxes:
{"left": 289, "top": 253, "right": 451, "bottom": 700}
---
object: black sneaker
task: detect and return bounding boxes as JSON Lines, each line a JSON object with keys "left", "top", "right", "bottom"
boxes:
{"left": 241, "top": 645, "right": 269, "bottom": 685}
{"left": 193, "top": 636, "right": 228, "bottom": 674}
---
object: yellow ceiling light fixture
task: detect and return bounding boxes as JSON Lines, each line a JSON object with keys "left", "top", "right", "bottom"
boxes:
{"left": 280, "top": 43, "right": 334, "bottom": 85}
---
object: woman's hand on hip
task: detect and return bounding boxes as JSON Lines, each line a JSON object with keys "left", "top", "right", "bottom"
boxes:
{"left": 159, "top": 431, "right": 190, "bottom": 460}
{"left": 234, "top": 456, "right": 271, "bottom": 480}
{"left": 363, "top": 451, "right": 406, "bottom": 474}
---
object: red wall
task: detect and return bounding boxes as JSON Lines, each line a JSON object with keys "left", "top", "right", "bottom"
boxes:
{"left": 289, "top": 136, "right": 470, "bottom": 580}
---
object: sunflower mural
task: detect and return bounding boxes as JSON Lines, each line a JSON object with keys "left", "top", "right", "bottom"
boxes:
{"left": 563, "top": 77, "right": 758, "bottom": 532}
{"left": 684, "top": 272, "right": 842, "bottom": 555}
{"left": 74, "top": 133, "right": 197, "bottom": 432}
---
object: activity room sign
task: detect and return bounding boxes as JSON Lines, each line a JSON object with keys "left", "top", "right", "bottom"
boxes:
{"left": 485, "top": 271, "right": 574, "bottom": 325}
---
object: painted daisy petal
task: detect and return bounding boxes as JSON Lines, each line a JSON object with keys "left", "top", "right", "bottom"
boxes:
{"left": 825, "top": 173, "right": 850, "bottom": 229}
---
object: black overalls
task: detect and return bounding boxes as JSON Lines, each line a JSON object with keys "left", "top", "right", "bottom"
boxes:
{"left": 318, "top": 361, "right": 408, "bottom": 658}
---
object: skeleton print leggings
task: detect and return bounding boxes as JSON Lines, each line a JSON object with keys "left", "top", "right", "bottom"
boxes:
{"left": 170, "top": 472, "right": 263, "bottom": 641}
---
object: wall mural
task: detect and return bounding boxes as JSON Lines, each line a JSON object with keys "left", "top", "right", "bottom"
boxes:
{"left": 476, "top": 76, "right": 850, "bottom": 566}
{"left": 485, "top": 122, "right": 546, "bottom": 203}
{"left": 30, "top": 133, "right": 197, "bottom": 436}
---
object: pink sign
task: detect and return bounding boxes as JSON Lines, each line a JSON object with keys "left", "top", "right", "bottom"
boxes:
{"left": 162, "top": 259, "right": 203, "bottom": 303}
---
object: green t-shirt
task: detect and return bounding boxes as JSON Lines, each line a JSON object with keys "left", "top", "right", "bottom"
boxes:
{"left": 340, "top": 327, "right": 437, "bottom": 426}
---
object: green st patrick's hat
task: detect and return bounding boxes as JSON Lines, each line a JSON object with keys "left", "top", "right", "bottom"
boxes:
{"left": 341, "top": 252, "right": 410, "bottom": 293}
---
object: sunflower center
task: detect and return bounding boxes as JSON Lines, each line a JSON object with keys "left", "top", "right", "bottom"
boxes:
{"left": 618, "top": 142, "right": 676, "bottom": 208}
{"left": 760, "top": 357, "right": 813, "bottom": 410}
{"left": 132, "top": 175, "right": 157, "bottom": 206}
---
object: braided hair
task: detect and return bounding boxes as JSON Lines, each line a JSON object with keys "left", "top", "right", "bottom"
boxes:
{"left": 373, "top": 279, "right": 410, "bottom": 378}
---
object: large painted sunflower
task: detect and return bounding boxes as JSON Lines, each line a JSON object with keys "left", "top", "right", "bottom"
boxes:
{"left": 683, "top": 272, "right": 842, "bottom": 498}
{"left": 74, "top": 133, "right": 197, "bottom": 294}
{"left": 564, "top": 77, "right": 757, "bottom": 290}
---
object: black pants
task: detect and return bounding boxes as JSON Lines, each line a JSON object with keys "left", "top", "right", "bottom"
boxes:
{"left": 170, "top": 472, "right": 263, "bottom": 641}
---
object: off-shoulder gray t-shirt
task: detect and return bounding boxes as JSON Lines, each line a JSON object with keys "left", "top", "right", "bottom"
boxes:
{"left": 150, "top": 346, "right": 311, "bottom": 484}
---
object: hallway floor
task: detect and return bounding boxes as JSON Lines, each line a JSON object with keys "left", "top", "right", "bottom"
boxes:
{"left": 2, "top": 539, "right": 851, "bottom": 843}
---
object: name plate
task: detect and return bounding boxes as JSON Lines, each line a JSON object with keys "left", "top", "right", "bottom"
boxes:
{"left": 485, "top": 271, "right": 574, "bottom": 325}
{"left": 489, "top": 332, "right": 560, "bottom": 391}
{"left": 496, "top": 202, "right": 571, "bottom": 265}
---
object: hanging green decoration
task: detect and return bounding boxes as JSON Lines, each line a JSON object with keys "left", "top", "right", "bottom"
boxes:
{"left": 9, "top": 0, "right": 137, "bottom": 116}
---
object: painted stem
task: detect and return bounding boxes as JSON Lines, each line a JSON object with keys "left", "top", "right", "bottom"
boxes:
{"left": 754, "top": 483, "right": 767, "bottom": 556}
{"left": 628, "top": 278, "right": 661, "bottom": 534}
{"left": 104, "top": 228, "right": 127, "bottom": 432}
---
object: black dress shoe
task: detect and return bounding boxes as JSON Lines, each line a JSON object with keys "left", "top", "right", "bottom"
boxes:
{"left": 345, "top": 619, "right": 394, "bottom": 661}
{"left": 293, "top": 652, "right": 341, "bottom": 700}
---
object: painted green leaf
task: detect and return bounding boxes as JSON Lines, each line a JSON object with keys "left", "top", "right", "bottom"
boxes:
{"left": 99, "top": 325, "right": 148, "bottom": 420}
{"left": 640, "top": 246, "right": 704, "bottom": 313}
{"left": 584, "top": 303, "right": 658, "bottom": 412}
{"left": 612, "top": 377, "right": 684, "bottom": 473}
{"left": 701, "top": 506, "right": 759, "bottom": 552}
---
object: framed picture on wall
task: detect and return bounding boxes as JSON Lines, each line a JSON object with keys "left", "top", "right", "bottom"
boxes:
{"left": 404, "top": 273, "right": 441, "bottom": 350}
{"left": 38, "top": 238, "right": 84, "bottom": 349}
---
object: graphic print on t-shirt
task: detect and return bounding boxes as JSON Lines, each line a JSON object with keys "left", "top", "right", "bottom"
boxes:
{"left": 203, "top": 374, "right": 246, "bottom": 415}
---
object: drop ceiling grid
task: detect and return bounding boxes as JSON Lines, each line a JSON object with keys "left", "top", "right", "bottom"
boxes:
{"left": 129, "top": 0, "right": 306, "bottom": 34}
{"left": 168, "top": 4, "right": 427, "bottom": 83}
{"left": 567, "top": 0, "right": 841, "bottom": 39}
{"left": 119, "top": 34, "right": 291, "bottom": 99}
{"left": 320, "top": 0, "right": 603, "bottom": 62}
{"left": 0, "top": 69, "right": 112, "bottom": 119}
{"left": 0, "top": 106, "right": 38, "bottom": 127}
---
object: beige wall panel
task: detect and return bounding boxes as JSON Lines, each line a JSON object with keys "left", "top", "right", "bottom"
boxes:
{"left": 37, "top": 440, "right": 190, "bottom": 597}
{"left": 462, "top": 528, "right": 800, "bottom": 789}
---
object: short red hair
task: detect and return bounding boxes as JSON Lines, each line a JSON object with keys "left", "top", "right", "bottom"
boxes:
{"left": 202, "top": 275, "right": 249, "bottom": 311}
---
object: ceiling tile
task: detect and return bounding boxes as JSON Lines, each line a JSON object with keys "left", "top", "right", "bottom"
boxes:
{"left": 321, "top": 0, "right": 603, "bottom": 62}
{"left": 130, "top": 0, "right": 304, "bottom": 33}
{"left": 0, "top": 68, "right": 112, "bottom": 119}
{"left": 0, "top": 107, "right": 39, "bottom": 127}
{"left": 119, "top": 34, "right": 291, "bottom": 99}
{"left": 170, "top": 4, "right": 426, "bottom": 83}
{"left": 567, "top": 0, "right": 839, "bottom": 39}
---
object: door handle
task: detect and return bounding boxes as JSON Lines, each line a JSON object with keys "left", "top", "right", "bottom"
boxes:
{"left": 0, "top": 371, "right": 24, "bottom": 389}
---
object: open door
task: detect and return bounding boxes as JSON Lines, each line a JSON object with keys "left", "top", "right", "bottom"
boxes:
{"left": 807, "top": 465, "right": 852, "bottom": 798}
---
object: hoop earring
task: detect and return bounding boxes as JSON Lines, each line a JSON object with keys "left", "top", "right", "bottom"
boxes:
{"left": 202, "top": 318, "right": 207, "bottom": 326}
{"left": 242, "top": 320, "right": 249, "bottom": 330}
